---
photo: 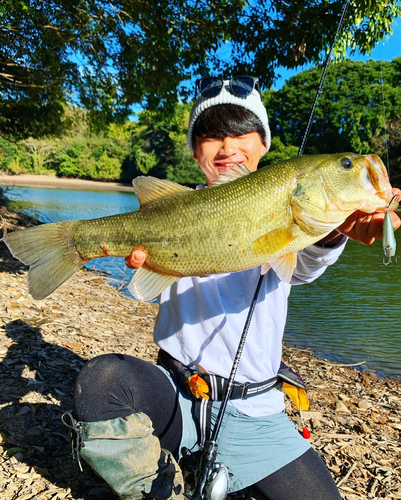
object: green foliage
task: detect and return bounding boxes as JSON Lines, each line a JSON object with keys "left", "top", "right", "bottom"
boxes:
{"left": 261, "top": 137, "right": 299, "bottom": 166}
{"left": 131, "top": 146, "right": 158, "bottom": 175}
{"left": 263, "top": 58, "right": 401, "bottom": 183}
{"left": 53, "top": 135, "right": 130, "bottom": 180}
{"left": 127, "top": 103, "right": 204, "bottom": 184}
{"left": 1, "top": 1, "right": 400, "bottom": 138}
{"left": 0, "top": 137, "right": 31, "bottom": 173}
{"left": 0, "top": 102, "right": 203, "bottom": 184}
{"left": 1, "top": 57, "right": 401, "bottom": 185}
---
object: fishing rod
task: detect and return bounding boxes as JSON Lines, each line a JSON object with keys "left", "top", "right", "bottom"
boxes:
{"left": 298, "top": 0, "right": 351, "bottom": 157}
{"left": 380, "top": 58, "right": 398, "bottom": 265}
{"left": 186, "top": 2, "right": 351, "bottom": 499}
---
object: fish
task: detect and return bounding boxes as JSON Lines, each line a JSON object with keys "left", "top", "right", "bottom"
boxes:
{"left": 3, "top": 153, "right": 397, "bottom": 301}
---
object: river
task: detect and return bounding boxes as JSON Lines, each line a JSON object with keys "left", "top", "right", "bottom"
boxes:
{"left": 2, "top": 183, "right": 401, "bottom": 379}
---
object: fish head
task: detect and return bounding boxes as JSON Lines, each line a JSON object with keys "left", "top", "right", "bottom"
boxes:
{"left": 291, "top": 153, "right": 395, "bottom": 236}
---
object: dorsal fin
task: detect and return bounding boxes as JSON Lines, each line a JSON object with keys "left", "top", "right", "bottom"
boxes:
{"left": 132, "top": 177, "right": 193, "bottom": 205}
{"left": 211, "top": 163, "right": 251, "bottom": 185}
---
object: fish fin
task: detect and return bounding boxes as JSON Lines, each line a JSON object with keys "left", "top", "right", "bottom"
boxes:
{"left": 128, "top": 267, "right": 179, "bottom": 301}
{"left": 3, "top": 222, "right": 87, "bottom": 300}
{"left": 252, "top": 225, "right": 298, "bottom": 255}
{"left": 269, "top": 253, "right": 298, "bottom": 283}
{"left": 132, "top": 177, "right": 193, "bottom": 205}
{"left": 211, "top": 163, "right": 252, "bottom": 185}
{"left": 260, "top": 263, "right": 271, "bottom": 275}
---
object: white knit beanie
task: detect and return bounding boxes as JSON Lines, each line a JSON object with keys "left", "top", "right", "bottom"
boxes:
{"left": 187, "top": 80, "right": 271, "bottom": 152}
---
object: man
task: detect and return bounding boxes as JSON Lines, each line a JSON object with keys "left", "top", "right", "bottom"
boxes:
{"left": 72, "top": 76, "right": 400, "bottom": 500}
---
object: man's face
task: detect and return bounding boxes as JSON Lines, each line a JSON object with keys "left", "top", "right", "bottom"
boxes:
{"left": 193, "top": 132, "right": 267, "bottom": 185}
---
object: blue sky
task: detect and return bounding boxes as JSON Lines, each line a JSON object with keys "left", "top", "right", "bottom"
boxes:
{"left": 273, "top": 19, "right": 401, "bottom": 89}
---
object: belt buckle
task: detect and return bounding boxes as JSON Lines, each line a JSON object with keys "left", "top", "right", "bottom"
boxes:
{"left": 241, "top": 381, "right": 250, "bottom": 400}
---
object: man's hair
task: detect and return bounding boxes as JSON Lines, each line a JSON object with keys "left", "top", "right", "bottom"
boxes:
{"left": 192, "top": 104, "right": 266, "bottom": 147}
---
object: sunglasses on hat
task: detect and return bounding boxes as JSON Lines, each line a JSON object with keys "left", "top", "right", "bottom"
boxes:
{"left": 195, "top": 76, "right": 260, "bottom": 99}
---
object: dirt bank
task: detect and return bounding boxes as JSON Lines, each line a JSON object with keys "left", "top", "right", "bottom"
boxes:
{"left": 0, "top": 192, "right": 400, "bottom": 500}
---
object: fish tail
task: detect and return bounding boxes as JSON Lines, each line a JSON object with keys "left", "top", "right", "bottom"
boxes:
{"left": 3, "top": 220, "right": 87, "bottom": 300}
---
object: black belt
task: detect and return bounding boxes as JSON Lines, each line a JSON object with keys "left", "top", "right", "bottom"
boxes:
{"left": 157, "top": 349, "right": 278, "bottom": 401}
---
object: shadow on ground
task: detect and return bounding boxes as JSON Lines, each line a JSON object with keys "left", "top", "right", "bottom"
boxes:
{"left": 1, "top": 319, "right": 117, "bottom": 499}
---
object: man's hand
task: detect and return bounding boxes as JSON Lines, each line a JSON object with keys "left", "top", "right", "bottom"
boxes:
{"left": 337, "top": 188, "right": 401, "bottom": 245}
{"left": 125, "top": 249, "right": 147, "bottom": 269}
{"left": 337, "top": 210, "right": 400, "bottom": 245}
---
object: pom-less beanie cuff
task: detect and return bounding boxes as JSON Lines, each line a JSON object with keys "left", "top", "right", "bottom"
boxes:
{"left": 187, "top": 82, "right": 271, "bottom": 152}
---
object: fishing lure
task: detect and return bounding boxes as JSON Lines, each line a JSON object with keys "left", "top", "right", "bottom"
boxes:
{"left": 383, "top": 211, "right": 396, "bottom": 265}
{"left": 383, "top": 195, "right": 399, "bottom": 265}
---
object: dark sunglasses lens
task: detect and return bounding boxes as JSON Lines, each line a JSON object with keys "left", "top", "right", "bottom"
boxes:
{"left": 231, "top": 76, "right": 255, "bottom": 96}
{"left": 199, "top": 77, "right": 223, "bottom": 98}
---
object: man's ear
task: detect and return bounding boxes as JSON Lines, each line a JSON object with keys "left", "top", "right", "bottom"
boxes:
{"left": 260, "top": 143, "right": 268, "bottom": 158}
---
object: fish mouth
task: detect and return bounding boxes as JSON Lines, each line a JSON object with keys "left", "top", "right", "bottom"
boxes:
{"left": 359, "top": 155, "right": 396, "bottom": 209}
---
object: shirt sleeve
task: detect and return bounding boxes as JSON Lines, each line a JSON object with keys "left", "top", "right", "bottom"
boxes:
{"left": 290, "top": 236, "right": 347, "bottom": 285}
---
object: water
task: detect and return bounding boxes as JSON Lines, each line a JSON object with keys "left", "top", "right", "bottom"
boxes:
{"left": 3, "top": 184, "right": 401, "bottom": 379}
{"left": 2, "top": 184, "right": 140, "bottom": 293}
{"left": 286, "top": 238, "right": 401, "bottom": 379}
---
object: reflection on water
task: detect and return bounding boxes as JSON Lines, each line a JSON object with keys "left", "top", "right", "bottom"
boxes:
{"left": 3, "top": 185, "right": 139, "bottom": 222}
{"left": 2, "top": 184, "right": 140, "bottom": 296}
{"left": 285, "top": 235, "right": 401, "bottom": 379}
{"left": 3, "top": 184, "right": 401, "bottom": 379}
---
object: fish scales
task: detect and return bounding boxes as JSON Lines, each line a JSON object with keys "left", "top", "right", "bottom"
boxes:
{"left": 3, "top": 153, "right": 396, "bottom": 301}
{"left": 72, "top": 160, "right": 297, "bottom": 275}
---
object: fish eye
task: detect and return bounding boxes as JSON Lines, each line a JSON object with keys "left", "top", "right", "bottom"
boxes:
{"left": 340, "top": 157, "right": 353, "bottom": 169}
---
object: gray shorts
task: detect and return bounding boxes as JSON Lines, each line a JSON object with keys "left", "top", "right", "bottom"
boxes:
{"left": 157, "top": 366, "right": 311, "bottom": 493}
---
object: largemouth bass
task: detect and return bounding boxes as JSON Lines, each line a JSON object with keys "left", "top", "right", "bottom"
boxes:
{"left": 3, "top": 153, "right": 396, "bottom": 301}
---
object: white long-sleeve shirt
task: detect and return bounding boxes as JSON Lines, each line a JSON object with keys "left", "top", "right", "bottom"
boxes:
{"left": 154, "top": 240, "right": 346, "bottom": 417}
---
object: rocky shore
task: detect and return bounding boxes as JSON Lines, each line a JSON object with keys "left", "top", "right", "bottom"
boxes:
{"left": 0, "top": 190, "right": 400, "bottom": 500}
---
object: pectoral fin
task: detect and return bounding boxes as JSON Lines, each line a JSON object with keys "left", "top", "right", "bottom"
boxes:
{"left": 128, "top": 267, "right": 179, "bottom": 301}
{"left": 252, "top": 225, "right": 298, "bottom": 256}
{"left": 269, "top": 253, "right": 298, "bottom": 283}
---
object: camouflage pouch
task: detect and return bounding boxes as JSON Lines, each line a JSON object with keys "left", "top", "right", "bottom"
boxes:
{"left": 62, "top": 412, "right": 184, "bottom": 500}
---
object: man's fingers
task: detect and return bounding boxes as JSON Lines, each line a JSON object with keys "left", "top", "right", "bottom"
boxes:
{"left": 125, "top": 249, "right": 147, "bottom": 269}
{"left": 389, "top": 210, "right": 401, "bottom": 231}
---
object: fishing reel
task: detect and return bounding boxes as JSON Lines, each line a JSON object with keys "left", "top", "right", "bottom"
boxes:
{"left": 203, "top": 463, "right": 229, "bottom": 500}
{"left": 182, "top": 445, "right": 229, "bottom": 500}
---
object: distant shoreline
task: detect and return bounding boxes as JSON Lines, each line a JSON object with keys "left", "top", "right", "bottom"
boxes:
{"left": 0, "top": 172, "right": 136, "bottom": 193}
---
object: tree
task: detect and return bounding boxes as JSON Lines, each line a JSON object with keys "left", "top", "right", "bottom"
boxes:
{"left": 1, "top": 0, "right": 400, "bottom": 139}
{"left": 127, "top": 103, "right": 204, "bottom": 184}
{"left": 263, "top": 57, "right": 401, "bottom": 181}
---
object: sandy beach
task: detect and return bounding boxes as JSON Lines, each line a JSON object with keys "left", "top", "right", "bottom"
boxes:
{"left": 0, "top": 172, "right": 136, "bottom": 193}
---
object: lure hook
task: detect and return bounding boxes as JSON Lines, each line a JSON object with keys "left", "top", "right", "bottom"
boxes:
{"left": 383, "top": 255, "right": 397, "bottom": 266}
{"left": 386, "top": 193, "right": 400, "bottom": 210}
